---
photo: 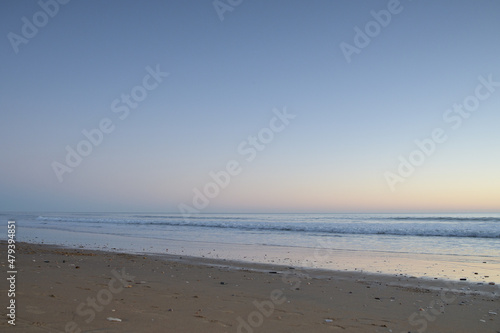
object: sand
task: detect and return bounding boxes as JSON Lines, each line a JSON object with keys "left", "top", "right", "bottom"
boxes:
{"left": 1, "top": 241, "right": 498, "bottom": 332}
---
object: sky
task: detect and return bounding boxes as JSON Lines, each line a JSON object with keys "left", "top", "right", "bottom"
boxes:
{"left": 1, "top": 0, "right": 499, "bottom": 213}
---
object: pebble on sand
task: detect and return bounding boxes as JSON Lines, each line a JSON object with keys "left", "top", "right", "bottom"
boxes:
{"left": 106, "top": 317, "right": 122, "bottom": 322}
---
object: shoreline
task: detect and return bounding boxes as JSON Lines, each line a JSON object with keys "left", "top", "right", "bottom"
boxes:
{"left": 13, "top": 230, "right": 500, "bottom": 284}
{"left": 15, "top": 240, "right": 500, "bottom": 293}
{"left": 1, "top": 241, "right": 498, "bottom": 332}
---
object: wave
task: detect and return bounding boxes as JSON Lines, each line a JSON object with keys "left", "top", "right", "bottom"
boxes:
{"left": 132, "top": 214, "right": 251, "bottom": 221}
{"left": 382, "top": 216, "right": 500, "bottom": 223}
{"left": 35, "top": 215, "right": 500, "bottom": 239}
{"left": 37, "top": 215, "right": 251, "bottom": 223}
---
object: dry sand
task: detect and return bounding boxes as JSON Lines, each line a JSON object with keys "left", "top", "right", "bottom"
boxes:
{"left": 1, "top": 241, "right": 499, "bottom": 332}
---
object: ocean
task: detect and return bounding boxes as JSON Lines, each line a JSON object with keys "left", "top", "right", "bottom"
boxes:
{"left": 2, "top": 212, "right": 500, "bottom": 283}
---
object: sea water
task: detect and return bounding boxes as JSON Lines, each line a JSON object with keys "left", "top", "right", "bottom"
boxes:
{"left": 2, "top": 212, "right": 499, "bottom": 283}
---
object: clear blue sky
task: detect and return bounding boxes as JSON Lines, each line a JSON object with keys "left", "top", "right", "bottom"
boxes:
{"left": 1, "top": 0, "right": 499, "bottom": 212}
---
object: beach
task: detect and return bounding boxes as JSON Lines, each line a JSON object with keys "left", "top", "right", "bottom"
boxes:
{"left": 1, "top": 241, "right": 498, "bottom": 333}
{"left": 8, "top": 213, "right": 500, "bottom": 284}
{"left": 3, "top": 1, "right": 500, "bottom": 332}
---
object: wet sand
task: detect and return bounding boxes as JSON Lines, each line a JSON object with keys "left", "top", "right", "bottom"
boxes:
{"left": 1, "top": 241, "right": 498, "bottom": 332}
